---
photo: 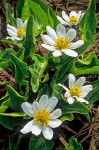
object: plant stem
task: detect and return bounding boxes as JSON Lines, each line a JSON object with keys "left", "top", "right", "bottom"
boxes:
{"left": 1, "top": 69, "right": 16, "bottom": 84}
{"left": 59, "top": 134, "right": 68, "bottom": 148}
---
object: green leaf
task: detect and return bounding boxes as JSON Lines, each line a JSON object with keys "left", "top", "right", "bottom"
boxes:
{"left": 23, "top": 16, "right": 35, "bottom": 59}
{"left": 21, "top": 0, "right": 30, "bottom": 21}
{"left": 16, "top": 0, "right": 25, "bottom": 18}
{"left": 38, "top": 84, "right": 51, "bottom": 99}
{"left": 0, "top": 100, "right": 9, "bottom": 113}
{"left": 71, "top": 52, "right": 99, "bottom": 75}
{"left": 31, "top": 0, "right": 59, "bottom": 28}
{"left": 66, "top": 136, "right": 83, "bottom": 150}
{"left": 0, "top": 48, "right": 12, "bottom": 69}
{"left": 29, "top": 136, "right": 54, "bottom": 150}
{"left": 61, "top": 114, "right": 74, "bottom": 122}
{"left": 6, "top": 3, "right": 16, "bottom": 26}
{"left": 29, "top": 55, "right": 48, "bottom": 93}
{"left": 9, "top": 134, "right": 23, "bottom": 150}
{"left": 0, "top": 112, "right": 24, "bottom": 117}
{"left": 79, "top": 0, "right": 96, "bottom": 43}
{"left": 86, "top": 80, "right": 99, "bottom": 104}
{"left": 19, "top": 80, "right": 29, "bottom": 97}
{"left": 60, "top": 101, "right": 89, "bottom": 115}
{"left": 30, "top": 1, "right": 48, "bottom": 26}
{"left": 0, "top": 115, "right": 22, "bottom": 130}
{"left": 7, "top": 85, "right": 27, "bottom": 111}
{"left": 10, "top": 53, "right": 28, "bottom": 84}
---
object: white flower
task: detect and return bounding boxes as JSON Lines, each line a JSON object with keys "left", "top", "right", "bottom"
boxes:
{"left": 6, "top": 18, "right": 27, "bottom": 41}
{"left": 41, "top": 24, "right": 84, "bottom": 57}
{"left": 21, "top": 95, "right": 62, "bottom": 140}
{"left": 57, "top": 11, "right": 83, "bottom": 26}
{"left": 58, "top": 74, "right": 93, "bottom": 104}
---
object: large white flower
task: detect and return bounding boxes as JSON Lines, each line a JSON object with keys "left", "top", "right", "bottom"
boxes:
{"left": 6, "top": 18, "right": 27, "bottom": 41}
{"left": 58, "top": 74, "right": 93, "bottom": 104}
{"left": 57, "top": 11, "right": 83, "bottom": 26}
{"left": 41, "top": 24, "right": 84, "bottom": 57}
{"left": 21, "top": 95, "right": 62, "bottom": 140}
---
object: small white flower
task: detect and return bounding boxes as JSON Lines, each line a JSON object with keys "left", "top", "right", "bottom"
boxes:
{"left": 6, "top": 18, "right": 27, "bottom": 41}
{"left": 57, "top": 11, "right": 83, "bottom": 26}
{"left": 21, "top": 95, "right": 62, "bottom": 140}
{"left": 41, "top": 24, "right": 84, "bottom": 57}
{"left": 58, "top": 74, "right": 93, "bottom": 104}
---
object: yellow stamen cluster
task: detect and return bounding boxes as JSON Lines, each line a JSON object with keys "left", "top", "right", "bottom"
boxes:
{"left": 34, "top": 109, "right": 50, "bottom": 126}
{"left": 70, "top": 86, "right": 81, "bottom": 97}
{"left": 17, "top": 28, "right": 25, "bottom": 38}
{"left": 69, "top": 16, "right": 78, "bottom": 23}
{"left": 55, "top": 37, "right": 69, "bottom": 50}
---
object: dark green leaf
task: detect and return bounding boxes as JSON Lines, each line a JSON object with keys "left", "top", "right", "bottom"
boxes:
{"left": 23, "top": 16, "right": 35, "bottom": 59}
{"left": 29, "top": 55, "right": 48, "bottom": 93}
{"left": 10, "top": 53, "right": 28, "bottom": 84}
{"left": 7, "top": 85, "right": 27, "bottom": 111}
{"left": 66, "top": 136, "right": 83, "bottom": 150}
{"left": 16, "top": 0, "right": 25, "bottom": 18}
{"left": 29, "top": 136, "right": 54, "bottom": 150}
{"left": 21, "top": 0, "right": 30, "bottom": 21}
{"left": 9, "top": 134, "right": 23, "bottom": 150}
{"left": 6, "top": 3, "right": 16, "bottom": 26}
{"left": 79, "top": 0, "right": 96, "bottom": 43}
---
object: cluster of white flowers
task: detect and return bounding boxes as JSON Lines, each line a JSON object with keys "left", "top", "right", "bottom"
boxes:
{"left": 6, "top": 11, "right": 93, "bottom": 141}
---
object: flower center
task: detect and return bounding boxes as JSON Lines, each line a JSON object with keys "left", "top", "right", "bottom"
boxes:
{"left": 55, "top": 37, "right": 69, "bottom": 50}
{"left": 69, "top": 16, "right": 78, "bottom": 23}
{"left": 70, "top": 86, "right": 81, "bottom": 96}
{"left": 17, "top": 28, "right": 25, "bottom": 38}
{"left": 34, "top": 109, "right": 50, "bottom": 126}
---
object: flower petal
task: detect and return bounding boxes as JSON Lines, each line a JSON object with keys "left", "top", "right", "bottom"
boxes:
{"left": 17, "top": 18, "right": 24, "bottom": 28}
{"left": 67, "top": 97, "right": 75, "bottom": 104}
{"left": 23, "top": 20, "right": 28, "bottom": 28}
{"left": 7, "top": 29, "right": 17, "bottom": 37}
{"left": 76, "top": 97, "right": 89, "bottom": 104}
{"left": 21, "top": 102, "right": 34, "bottom": 117}
{"left": 56, "top": 24, "right": 66, "bottom": 38}
{"left": 70, "top": 40, "right": 84, "bottom": 49}
{"left": 32, "top": 102, "right": 39, "bottom": 112}
{"left": 20, "top": 120, "right": 33, "bottom": 134}
{"left": 50, "top": 109, "right": 62, "bottom": 119}
{"left": 69, "top": 11, "right": 77, "bottom": 17}
{"left": 62, "top": 49, "right": 78, "bottom": 57}
{"left": 77, "top": 11, "right": 82, "bottom": 20}
{"left": 39, "top": 95, "right": 48, "bottom": 109}
{"left": 46, "top": 97, "right": 58, "bottom": 113}
{"left": 62, "top": 11, "right": 69, "bottom": 22}
{"left": 57, "top": 16, "right": 69, "bottom": 25}
{"left": 7, "top": 24, "right": 17, "bottom": 32}
{"left": 48, "top": 119, "right": 62, "bottom": 128}
{"left": 64, "top": 91, "right": 70, "bottom": 97}
{"left": 46, "top": 26, "right": 57, "bottom": 40}
{"left": 80, "top": 85, "right": 93, "bottom": 97}
{"left": 65, "top": 29, "right": 76, "bottom": 42}
{"left": 42, "top": 126, "right": 53, "bottom": 140}
{"left": 52, "top": 50, "right": 62, "bottom": 57}
{"left": 43, "top": 35, "right": 55, "bottom": 45}
{"left": 58, "top": 83, "right": 69, "bottom": 92}
{"left": 41, "top": 44, "right": 55, "bottom": 51}
{"left": 75, "top": 77, "right": 86, "bottom": 87}
{"left": 68, "top": 74, "right": 76, "bottom": 88}
{"left": 32, "top": 124, "right": 42, "bottom": 135}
